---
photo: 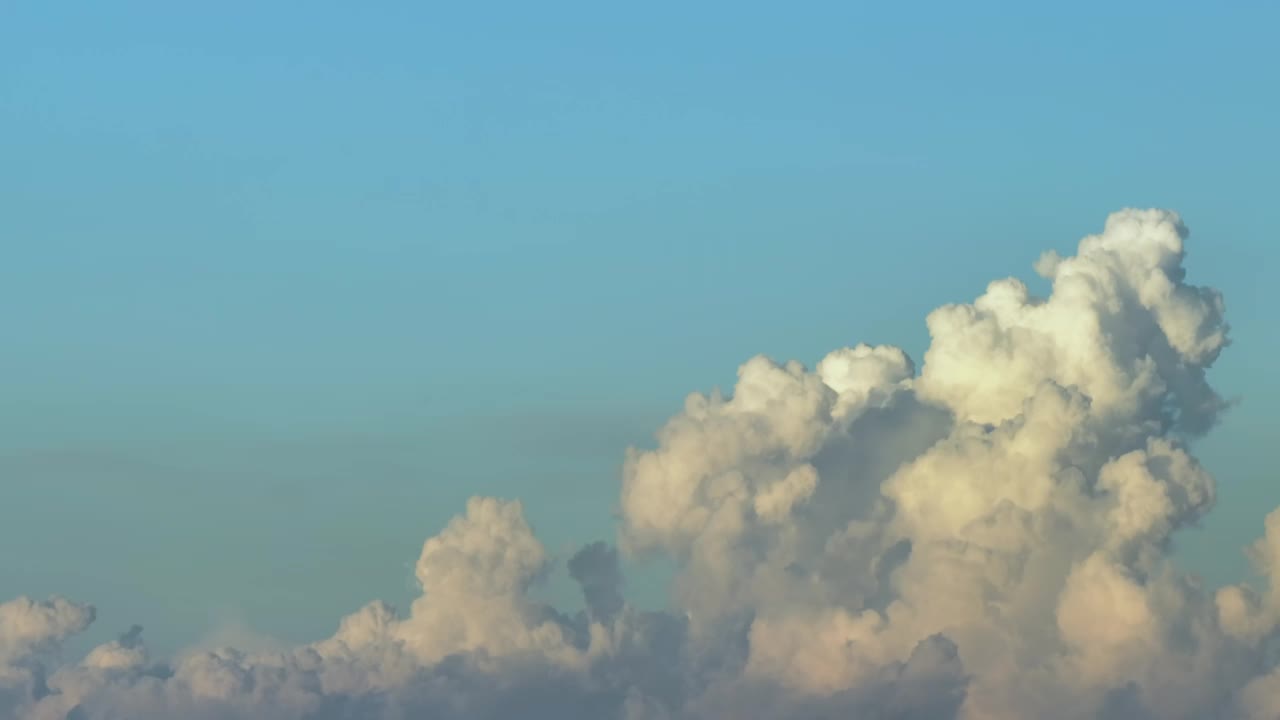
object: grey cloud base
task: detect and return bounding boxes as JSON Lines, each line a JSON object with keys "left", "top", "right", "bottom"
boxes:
{"left": 5, "top": 210, "right": 1277, "bottom": 719}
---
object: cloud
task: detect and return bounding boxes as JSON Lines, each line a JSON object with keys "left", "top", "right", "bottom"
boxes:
{"left": 569, "top": 542, "right": 625, "bottom": 625}
{"left": 6, "top": 208, "right": 1277, "bottom": 718}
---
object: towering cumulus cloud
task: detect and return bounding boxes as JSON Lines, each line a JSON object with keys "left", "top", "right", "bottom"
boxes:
{"left": 6, "top": 209, "right": 1275, "bottom": 719}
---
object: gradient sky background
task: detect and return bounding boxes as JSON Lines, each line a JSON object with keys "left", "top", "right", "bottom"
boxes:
{"left": 2, "top": 1, "right": 1276, "bottom": 658}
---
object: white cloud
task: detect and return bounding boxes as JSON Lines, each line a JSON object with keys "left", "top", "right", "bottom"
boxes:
{"left": 6, "top": 208, "right": 1275, "bottom": 719}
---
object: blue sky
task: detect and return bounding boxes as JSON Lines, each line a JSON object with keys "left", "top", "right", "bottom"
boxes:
{"left": 2, "top": 1, "right": 1277, "bottom": 656}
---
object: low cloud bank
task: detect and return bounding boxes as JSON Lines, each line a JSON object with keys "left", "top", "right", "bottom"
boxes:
{"left": 9, "top": 209, "right": 1278, "bottom": 719}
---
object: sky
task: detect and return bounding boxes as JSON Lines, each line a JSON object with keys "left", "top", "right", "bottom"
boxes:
{"left": 2, "top": 3, "right": 1279, "bottom": 715}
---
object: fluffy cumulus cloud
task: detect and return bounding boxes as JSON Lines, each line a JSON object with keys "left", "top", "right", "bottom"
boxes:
{"left": 7, "top": 208, "right": 1278, "bottom": 719}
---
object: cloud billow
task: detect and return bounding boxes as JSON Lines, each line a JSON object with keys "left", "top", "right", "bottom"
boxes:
{"left": 7, "top": 209, "right": 1276, "bottom": 719}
